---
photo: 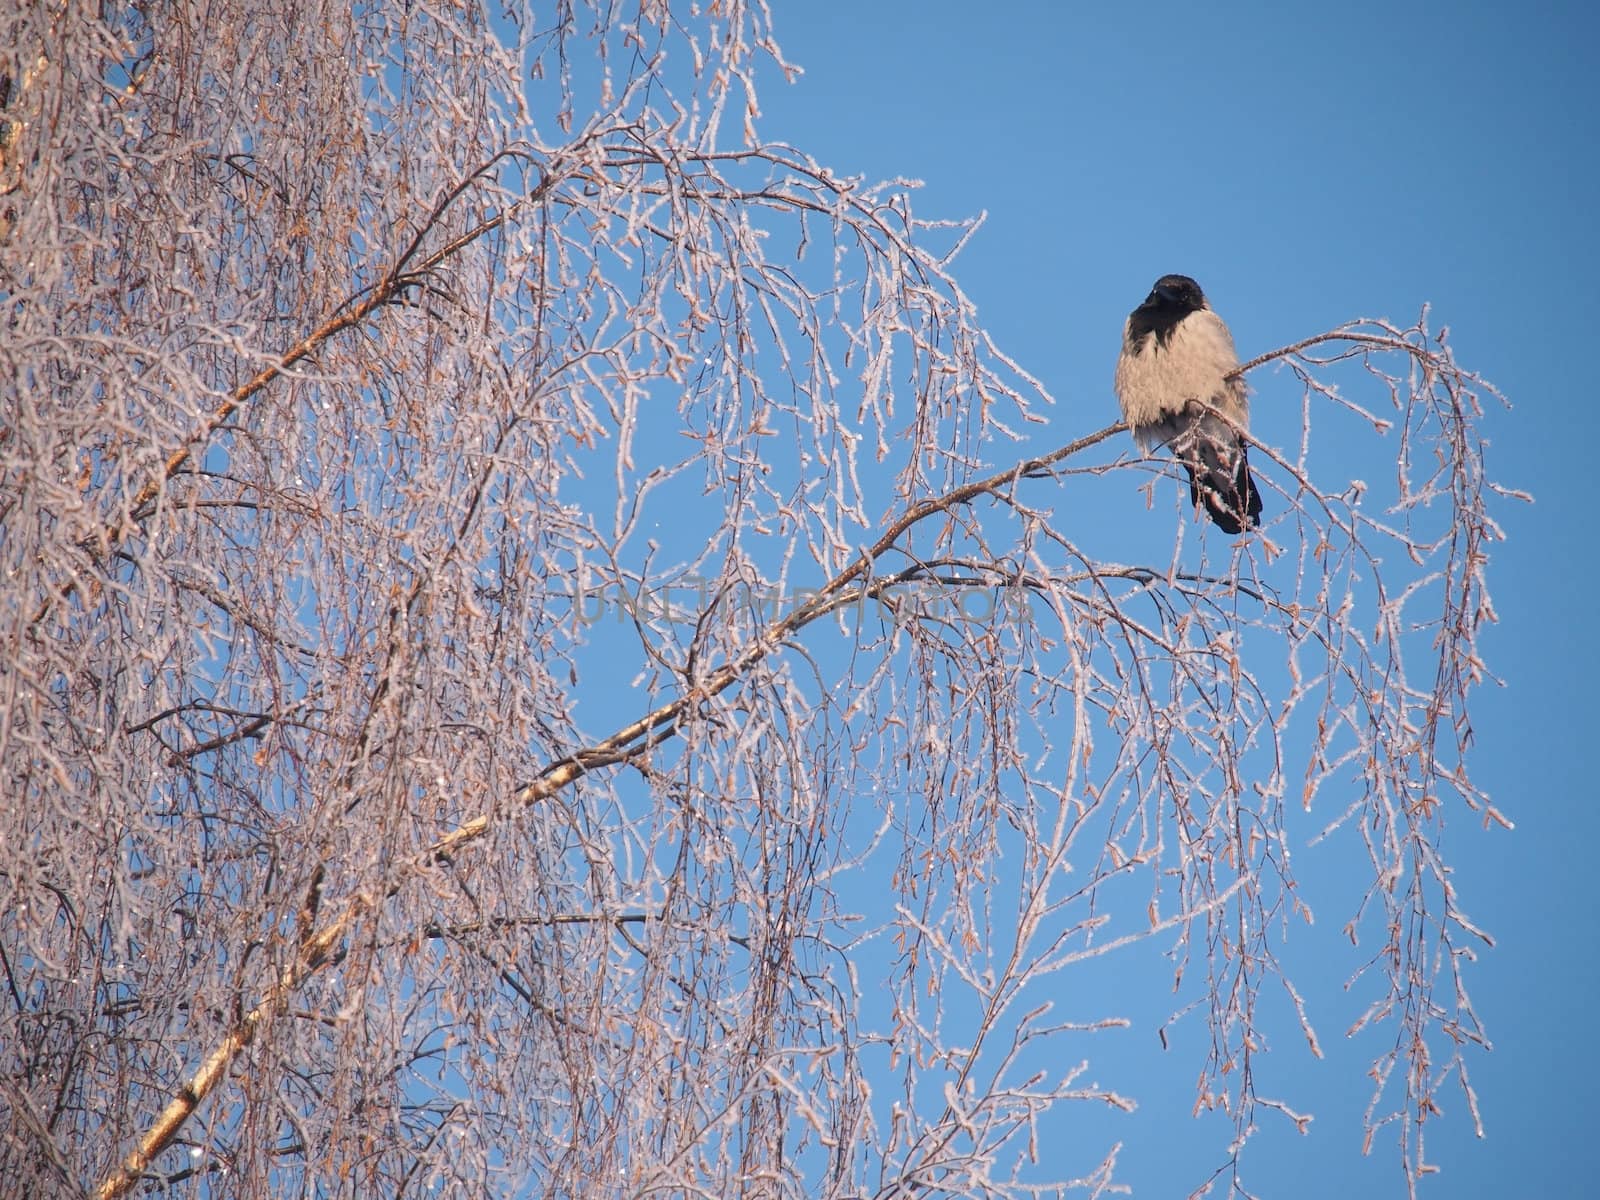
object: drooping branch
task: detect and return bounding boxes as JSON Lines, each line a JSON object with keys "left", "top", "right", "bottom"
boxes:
{"left": 28, "top": 149, "right": 562, "bottom": 632}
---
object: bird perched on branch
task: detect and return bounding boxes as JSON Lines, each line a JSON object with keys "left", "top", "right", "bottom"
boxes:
{"left": 1113, "top": 274, "right": 1262, "bottom": 534}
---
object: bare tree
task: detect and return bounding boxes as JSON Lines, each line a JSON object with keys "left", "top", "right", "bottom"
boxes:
{"left": 0, "top": 3, "right": 1513, "bottom": 1198}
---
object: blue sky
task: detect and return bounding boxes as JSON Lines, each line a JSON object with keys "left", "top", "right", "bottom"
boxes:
{"left": 747, "top": 2, "right": 1594, "bottom": 1195}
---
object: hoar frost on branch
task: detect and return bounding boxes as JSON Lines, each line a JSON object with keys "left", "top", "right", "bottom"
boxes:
{"left": 0, "top": 3, "right": 1515, "bottom": 1199}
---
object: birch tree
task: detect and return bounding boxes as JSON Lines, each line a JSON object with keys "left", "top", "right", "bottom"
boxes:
{"left": 0, "top": 3, "right": 1511, "bottom": 1197}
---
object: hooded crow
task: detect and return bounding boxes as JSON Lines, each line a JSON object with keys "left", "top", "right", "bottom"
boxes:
{"left": 1113, "top": 274, "right": 1262, "bottom": 534}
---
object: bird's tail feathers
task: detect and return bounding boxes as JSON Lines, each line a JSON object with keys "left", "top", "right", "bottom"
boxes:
{"left": 1183, "top": 443, "right": 1263, "bottom": 536}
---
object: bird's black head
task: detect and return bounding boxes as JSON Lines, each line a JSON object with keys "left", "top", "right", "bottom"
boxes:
{"left": 1146, "top": 274, "right": 1206, "bottom": 311}
{"left": 1127, "top": 274, "right": 1207, "bottom": 348}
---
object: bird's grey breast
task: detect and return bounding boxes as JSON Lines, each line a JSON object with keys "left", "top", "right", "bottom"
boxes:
{"left": 1115, "top": 311, "right": 1246, "bottom": 451}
